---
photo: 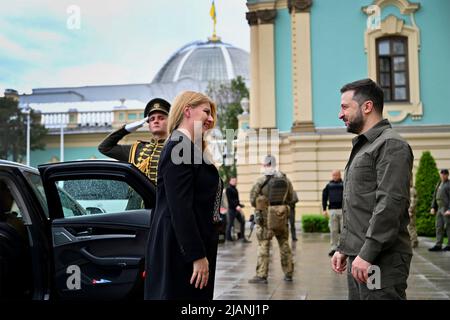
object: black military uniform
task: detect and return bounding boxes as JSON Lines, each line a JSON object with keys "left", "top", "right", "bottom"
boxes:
{"left": 98, "top": 98, "right": 170, "bottom": 187}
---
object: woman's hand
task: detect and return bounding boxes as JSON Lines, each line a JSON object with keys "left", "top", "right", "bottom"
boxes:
{"left": 190, "top": 257, "right": 209, "bottom": 289}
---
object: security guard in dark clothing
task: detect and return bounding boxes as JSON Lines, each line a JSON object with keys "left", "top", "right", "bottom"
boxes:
{"left": 429, "top": 169, "right": 450, "bottom": 251}
{"left": 98, "top": 98, "right": 170, "bottom": 187}
{"left": 225, "top": 177, "right": 251, "bottom": 243}
{"left": 322, "top": 170, "right": 344, "bottom": 256}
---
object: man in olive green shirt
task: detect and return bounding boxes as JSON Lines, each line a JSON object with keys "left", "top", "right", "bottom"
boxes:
{"left": 331, "top": 79, "right": 413, "bottom": 300}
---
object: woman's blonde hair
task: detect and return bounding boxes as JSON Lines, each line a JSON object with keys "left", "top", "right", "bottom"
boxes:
{"left": 167, "top": 91, "right": 217, "bottom": 134}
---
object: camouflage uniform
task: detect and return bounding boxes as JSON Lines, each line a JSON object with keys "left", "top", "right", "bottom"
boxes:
{"left": 407, "top": 186, "right": 418, "bottom": 248}
{"left": 98, "top": 126, "right": 165, "bottom": 208}
{"left": 249, "top": 172, "right": 294, "bottom": 280}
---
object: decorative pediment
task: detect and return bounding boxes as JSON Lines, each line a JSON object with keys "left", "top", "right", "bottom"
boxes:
{"left": 362, "top": 0, "right": 420, "bottom": 15}
{"left": 381, "top": 15, "right": 405, "bottom": 34}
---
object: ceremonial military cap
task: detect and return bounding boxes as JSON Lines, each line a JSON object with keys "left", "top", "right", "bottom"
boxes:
{"left": 144, "top": 98, "right": 171, "bottom": 117}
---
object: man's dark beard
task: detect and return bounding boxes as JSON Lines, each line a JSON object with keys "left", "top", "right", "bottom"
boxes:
{"left": 346, "top": 108, "right": 364, "bottom": 134}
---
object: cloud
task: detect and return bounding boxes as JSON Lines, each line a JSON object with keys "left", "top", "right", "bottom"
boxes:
{"left": 24, "top": 28, "right": 67, "bottom": 43}
{"left": 0, "top": 34, "right": 44, "bottom": 61}
{"left": 0, "top": 0, "right": 251, "bottom": 94}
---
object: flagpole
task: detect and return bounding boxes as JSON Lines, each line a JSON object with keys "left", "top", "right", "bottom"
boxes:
{"left": 210, "top": 1, "right": 219, "bottom": 41}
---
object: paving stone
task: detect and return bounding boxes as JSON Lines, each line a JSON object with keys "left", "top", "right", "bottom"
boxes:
{"left": 214, "top": 230, "right": 450, "bottom": 300}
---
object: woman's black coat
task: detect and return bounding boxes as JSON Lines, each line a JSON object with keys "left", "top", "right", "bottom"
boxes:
{"left": 144, "top": 130, "right": 221, "bottom": 300}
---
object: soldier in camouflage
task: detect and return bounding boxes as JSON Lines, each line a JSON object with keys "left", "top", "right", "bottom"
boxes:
{"left": 98, "top": 98, "right": 170, "bottom": 208}
{"left": 407, "top": 182, "right": 418, "bottom": 248}
{"left": 248, "top": 155, "right": 295, "bottom": 284}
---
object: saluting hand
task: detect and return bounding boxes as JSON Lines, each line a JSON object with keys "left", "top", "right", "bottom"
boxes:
{"left": 124, "top": 117, "right": 149, "bottom": 133}
{"left": 191, "top": 257, "right": 209, "bottom": 289}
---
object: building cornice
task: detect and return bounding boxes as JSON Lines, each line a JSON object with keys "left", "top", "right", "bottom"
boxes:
{"left": 257, "top": 9, "right": 277, "bottom": 24}
{"left": 288, "top": 0, "right": 313, "bottom": 13}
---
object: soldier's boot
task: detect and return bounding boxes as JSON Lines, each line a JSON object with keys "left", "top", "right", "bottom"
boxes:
{"left": 284, "top": 274, "right": 293, "bottom": 282}
{"left": 248, "top": 276, "right": 268, "bottom": 284}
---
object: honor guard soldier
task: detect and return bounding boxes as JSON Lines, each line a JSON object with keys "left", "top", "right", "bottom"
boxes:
{"left": 98, "top": 98, "right": 171, "bottom": 187}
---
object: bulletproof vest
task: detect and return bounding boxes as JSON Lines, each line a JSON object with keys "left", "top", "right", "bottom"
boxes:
{"left": 267, "top": 175, "right": 289, "bottom": 205}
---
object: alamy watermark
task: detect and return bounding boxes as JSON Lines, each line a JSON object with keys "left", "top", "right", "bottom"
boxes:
{"left": 367, "top": 265, "right": 381, "bottom": 290}
{"left": 66, "top": 5, "right": 81, "bottom": 30}
{"left": 169, "top": 122, "right": 280, "bottom": 167}
{"left": 66, "top": 265, "right": 81, "bottom": 290}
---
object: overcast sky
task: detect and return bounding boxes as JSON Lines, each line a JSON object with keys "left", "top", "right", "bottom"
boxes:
{"left": 0, "top": 0, "right": 250, "bottom": 95}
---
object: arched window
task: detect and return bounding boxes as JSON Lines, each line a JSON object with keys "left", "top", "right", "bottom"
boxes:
{"left": 363, "top": 0, "right": 422, "bottom": 122}
{"left": 376, "top": 36, "right": 409, "bottom": 102}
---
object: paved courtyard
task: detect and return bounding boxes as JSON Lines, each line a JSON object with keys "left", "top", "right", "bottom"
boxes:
{"left": 214, "top": 228, "right": 450, "bottom": 300}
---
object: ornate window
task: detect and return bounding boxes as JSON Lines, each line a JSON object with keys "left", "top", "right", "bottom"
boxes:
{"left": 363, "top": 0, "right": 422, "bottom": 122}
{"left": 376, "top": 36, "right": 409, "bottom": 102}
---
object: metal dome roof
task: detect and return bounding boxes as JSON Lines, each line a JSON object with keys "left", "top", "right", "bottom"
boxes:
{"left": 152, "top": 39, "right": 249, "bottom": 84}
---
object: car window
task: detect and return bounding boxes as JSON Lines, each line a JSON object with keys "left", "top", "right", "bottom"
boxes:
{"left": 0, "top": 178, "right": 24, "bottom": 218}
{"left": 55, "top": 179, "right": 145, "bottom": 218}
{"left": 22, "top": 171, "right": 49, "bottom": 219}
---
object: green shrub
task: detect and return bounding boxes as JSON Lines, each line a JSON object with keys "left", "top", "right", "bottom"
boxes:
{"left": 415, "top": 151, "right": 440, "bottom": 236}
{"left": 301, "top": 214, "right": 329, "bottom": 233}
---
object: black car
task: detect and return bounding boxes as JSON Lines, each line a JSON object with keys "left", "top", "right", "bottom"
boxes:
{"left": 0, "top": 159, "right": 155, "bottom": 300}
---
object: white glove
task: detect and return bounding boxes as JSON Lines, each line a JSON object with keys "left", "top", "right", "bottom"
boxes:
{"left": 124, "top": 117, "right": 148, "bottom": 133}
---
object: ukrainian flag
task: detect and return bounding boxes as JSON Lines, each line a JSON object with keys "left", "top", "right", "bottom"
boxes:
{"left": 210, "top": 1, "right": 216, "bottom": 23}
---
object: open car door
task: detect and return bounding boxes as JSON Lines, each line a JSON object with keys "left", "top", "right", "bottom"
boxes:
{"left": 38, "top": 160, "right": 155, "bottom": 300}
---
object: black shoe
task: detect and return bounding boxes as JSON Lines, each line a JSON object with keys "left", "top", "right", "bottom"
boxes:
{"left": 328, "top": 250, "right": 336, "bottom": 257}
{"left": 248, "top": 276, "right": 268, "bottom": 284}
{"left": 284, "top": 275, "right": 293, "bottom": 282}
{"left": 443, "top": 246, "right": 450, "bottom": 251}
{"left": 292, "top": 237, "right": 298, "bottom": 242}
{"left": 242, "top": 238, "right": 252, "bottom": 243}
{"left": 428, "top": 245, "right": 442, "bottom": 252}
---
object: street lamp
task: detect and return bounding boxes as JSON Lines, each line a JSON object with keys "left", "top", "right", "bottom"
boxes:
{"left": 22, "top": 104, "right": 31, "bottom": 166}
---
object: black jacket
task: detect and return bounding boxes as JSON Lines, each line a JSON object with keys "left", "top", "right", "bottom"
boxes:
{"left": 144, "top": 130, "right": 221, "bottom": 300}
{"left": 226, "top": 185, "right": 243, "bottom": 213}
{"left": 322, "top": 180, "right": 343, "bottom": 210}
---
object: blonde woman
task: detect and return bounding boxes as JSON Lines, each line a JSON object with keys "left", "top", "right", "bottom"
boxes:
{"left": 144, "top": 91, "right": 223, "bottom": 300}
